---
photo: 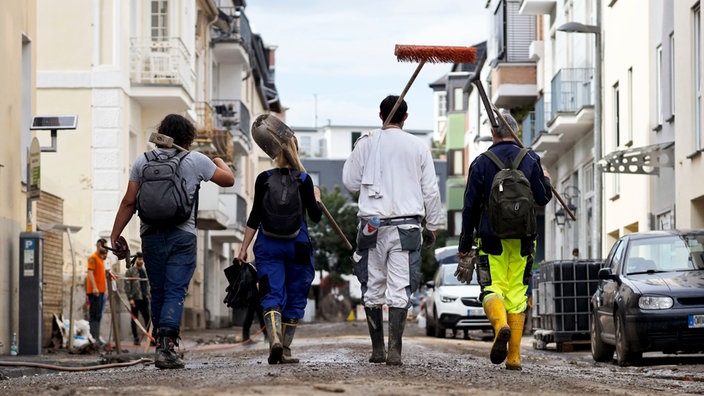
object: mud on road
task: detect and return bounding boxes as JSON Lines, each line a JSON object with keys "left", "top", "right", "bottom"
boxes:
{"left": 2, "top": 321, "right": 704, "bottom": 395}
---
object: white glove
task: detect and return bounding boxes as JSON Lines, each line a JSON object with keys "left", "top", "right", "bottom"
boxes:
{"left": 454, "top": 252, "right": 476, "bottom": 284}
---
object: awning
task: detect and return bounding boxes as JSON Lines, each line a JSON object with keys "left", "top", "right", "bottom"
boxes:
{"left": 599, "top": 141, "right": 674, "bottom": 175}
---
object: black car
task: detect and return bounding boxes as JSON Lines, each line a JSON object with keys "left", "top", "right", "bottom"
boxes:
{"left": 591, "top": 230, "right": 704, "bottom": 366}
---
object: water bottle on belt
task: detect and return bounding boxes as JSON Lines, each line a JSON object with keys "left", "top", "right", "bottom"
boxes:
{"left": 363, "top": 216, "right": 381, "bottom": 236}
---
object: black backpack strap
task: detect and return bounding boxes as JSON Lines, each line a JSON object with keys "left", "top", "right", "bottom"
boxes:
{"left": 483, "top": 150, "right": 506, "bottom": 170}
{"left": 511, "top": 148, "right": 530, "bottom": 170}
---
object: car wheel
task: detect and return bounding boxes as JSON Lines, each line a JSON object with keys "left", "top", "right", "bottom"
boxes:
{"left": 425, "top": 310, "right": 435, "bottom": 337}
{"left": 433, "top": 308, "right": 445, "bottom": 338}
{"left": 615, "top": 314, "right": 642, "bottom": 366}
{"left": 590, "top": 310, "right": 614, "bottom": 362}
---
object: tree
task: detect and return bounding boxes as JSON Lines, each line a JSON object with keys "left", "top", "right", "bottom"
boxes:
{"left": 309, "top": 186, "right": 449, "bottom": 284}
{"left": 308, "top": 187, "right": 359, "bottom": 275}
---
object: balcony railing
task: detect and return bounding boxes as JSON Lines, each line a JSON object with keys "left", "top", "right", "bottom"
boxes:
{"left": 550, "top": 68, "right": 594, "bottom": 120}
{"left": 523, "top": 95, "right": 550, "bottom": 146}
{"left": 236, "top": 194, "right": 247, "bottom": 229}
{"left": 213, "top": 7, "right": 253, "bottom": 56}
{"left": 212, "top": 99, "right": 251, "bottom": 140}
{"left": 129, "top": 37, "right": 195, "bottom": 95}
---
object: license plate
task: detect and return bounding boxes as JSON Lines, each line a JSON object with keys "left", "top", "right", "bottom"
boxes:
{"left": 689, "top": 315, "right": 704, "bottom": 328}
{"left": 467, "top": 308, "right": 484, "bottom": 317}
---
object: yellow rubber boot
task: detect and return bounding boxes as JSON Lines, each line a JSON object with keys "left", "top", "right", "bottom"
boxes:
{"left": 484, "top": 297, "right": 511, "bottom": 364}
{"left": 506, "top": 313, "right": 525, "bottom": 370}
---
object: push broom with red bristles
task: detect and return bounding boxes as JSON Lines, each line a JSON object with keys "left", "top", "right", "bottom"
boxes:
{"left": 384, "top": 44, "right": 476, "bottom": 127}
{"left": 393, "top": 45, "right": 576, "bottom": 221}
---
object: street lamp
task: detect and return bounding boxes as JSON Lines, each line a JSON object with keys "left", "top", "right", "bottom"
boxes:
{"left": 38, "top": 223, "right": 82, "bottom": 351}
{"left": 557, "top": 0, "right": 602, "bottom": 259}
{"left": 554, "top": 187, "right": 579, "bottom": 227}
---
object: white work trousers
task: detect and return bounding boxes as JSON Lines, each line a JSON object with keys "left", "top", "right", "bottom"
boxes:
{"left": 362, "top": 223, "right": 421, "bottom": 309}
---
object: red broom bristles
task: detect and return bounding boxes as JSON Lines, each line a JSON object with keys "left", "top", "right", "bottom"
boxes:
{"left": 395, "top": 45, "right": 476, "bottom": 64}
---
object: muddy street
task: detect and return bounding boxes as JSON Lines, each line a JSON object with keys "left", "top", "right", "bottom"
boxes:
{"left": 2, "top": 320, "right": 704, "bottom": 395}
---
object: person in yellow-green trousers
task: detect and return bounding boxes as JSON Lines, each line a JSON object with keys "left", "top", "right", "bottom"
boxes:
{"left": 455, "top": 111, "right": 553, "bottom": 370}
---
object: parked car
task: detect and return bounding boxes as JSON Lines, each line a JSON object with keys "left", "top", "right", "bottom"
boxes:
{"left": 434, "top": 245, "right": 461, "bottom": 265}
{"left": 425, "top": 246, "right": 491, "bottom": 337}
{"left": 591, "top": 230, "right": 704, "bottom": 366}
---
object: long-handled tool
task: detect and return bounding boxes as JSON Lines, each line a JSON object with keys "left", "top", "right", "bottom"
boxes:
{"left": 252, "top": 114, "right": 354, "bottom": 251}
{"left": 149, "top": 132, "right": 186, "bottom": 151}
{"left": 100, "top": 237, "right": 130, "bottom": 261}
{"left": 387, "top": 45, "right": 476, "bottom": 126}
{"left": 472, "top": 80, "right": 577, "bottom": 221}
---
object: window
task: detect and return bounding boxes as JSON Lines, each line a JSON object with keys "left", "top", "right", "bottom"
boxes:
{"left": 453, "top": 88, "right": 464, "bottom": 111}
{"left": 351, "top": 131, "right": 361, "bottom": 151}
{"left": 669, "top": 33, "right": 676, "bottom": 118}
{"left": 299, "top": 136, "right": 312, "bottom": 157}
{"left": 627, "top": 68, "right": 633, "bottom": 143}
{"left": 613, "top": 82, "right": 621, "bottom": 148}
{"left": 656, "top": 45, "right": 663, "bottom": 126}
{"left": 151, "top": 1, "right": 169, "bottom": 41}
{"left": 448, "top": 210, "right": 463, "bottom": 237}
{"left": 694, "top": 4, "right": 702, "bottom": 149}
{"left": 612, "top": 173, "right": 620, "bottom": 199}
{"left": 494, "top": 0, "right": 505, "bottom": 59}
{"left": 318, "top": 138, "right": 327, "bottom": 158}
{"left": 438, "top": 92, "right": 447, "bottom": 118}
{"left": 447, "top": 149, "right": 465, "bottom": 176}
{"left": 656, "top": 211, "right": 674, "bottom": 230}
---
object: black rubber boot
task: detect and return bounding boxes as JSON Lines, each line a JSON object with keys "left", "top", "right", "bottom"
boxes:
{"left": 154, "top": 328, "right": 185, "bottom": 369}
{"left": 264, "top": 309, "right": 283, "bottom": 364}
{"left": 281, "top": 318, "right": 299, "bottom": 364}
{"left": 365, "top": 307, "right": 386, "bottom": 363}
{"left": 386, "top": 308, "right": 407, "bottom": 366}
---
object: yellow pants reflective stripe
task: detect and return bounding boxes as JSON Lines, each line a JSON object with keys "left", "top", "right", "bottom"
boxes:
{"left": 480, "top": 239, "right": 530, "bottom": 314}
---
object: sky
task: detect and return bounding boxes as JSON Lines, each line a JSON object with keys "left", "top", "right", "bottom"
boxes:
{"left": 245, "top": 1, "right": 492, "bottom": 131}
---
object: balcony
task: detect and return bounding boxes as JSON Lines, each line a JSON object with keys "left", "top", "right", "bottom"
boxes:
{"left": 532, "top": 68, "right": 595, "bottom": 166}
{"left": 522, "top": 95, "right": 549, "bottom": 147}
{"left": 209, "top": 193, "right": 248, "bottom": 243}
{"left": 197, "top": 182, "right": 229, "bottom": 231}
{"left": 547, "top": 68, "right": 595, "bottom": 137}
{"left": 213, "top": 100, "right": 252, "bottom": 155}
{"left": 211, "top": 8, "right": 252, "bottom": 65}
{"left": 129, "top": 37, "right": 196, "bottom": 110}
{"left": 489, "top": 62, "right": 538, "bottom": 108}
{"left": 519, "top": 0, "right": 557, "bottom": 15}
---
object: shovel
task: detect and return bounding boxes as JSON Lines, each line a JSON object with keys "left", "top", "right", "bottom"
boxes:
{"left": 252, "top": 114, "right": 353, "bottom": 251}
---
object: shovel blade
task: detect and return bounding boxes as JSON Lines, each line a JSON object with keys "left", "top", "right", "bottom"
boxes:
{"left": 252, "top": 114, "right": 295, "bottom": 159}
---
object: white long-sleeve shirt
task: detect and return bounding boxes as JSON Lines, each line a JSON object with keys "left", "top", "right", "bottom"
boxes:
{"left": 342, "top": 127, "right": 445, "bottom": 231}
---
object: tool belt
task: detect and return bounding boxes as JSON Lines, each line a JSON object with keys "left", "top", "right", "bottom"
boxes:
{"left": 379, "top": 216, "right": 421, "bottom": 227}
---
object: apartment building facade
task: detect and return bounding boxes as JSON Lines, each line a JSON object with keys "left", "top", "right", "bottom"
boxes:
{"left": 510, "top": 0, "right": 693, "bottom": 262}
{"left": 0, "top": 0, "right": 37, "bottom": 355}
{"left": 26, "top": 0, "right": 280, "bottom": 345}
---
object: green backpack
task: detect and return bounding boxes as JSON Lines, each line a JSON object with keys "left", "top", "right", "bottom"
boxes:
{"left": 482, "top": 148, "right": 537, "bottom": 239}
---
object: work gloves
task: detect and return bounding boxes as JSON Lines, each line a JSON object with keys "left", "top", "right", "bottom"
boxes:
{"left": 422, "top": 228, "right": 436, "bottom": 250}
{"left": 454, "top": 250, "right": 477, "bottom": 284}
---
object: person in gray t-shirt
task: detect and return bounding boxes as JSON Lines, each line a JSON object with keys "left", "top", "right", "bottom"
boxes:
{"left": 110, "top": 114, "right": 234, "bottom": 369}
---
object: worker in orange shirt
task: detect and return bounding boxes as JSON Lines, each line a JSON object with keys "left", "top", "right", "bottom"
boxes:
{"left": 87, "top": 238, "right": 108, "bottom": 345}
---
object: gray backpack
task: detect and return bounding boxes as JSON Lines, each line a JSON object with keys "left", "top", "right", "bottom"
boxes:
{"left": 137, "top": 150, "right": 196, "bottom": 227}
{"left": 482, "top": 148, "right": 536, "bottom": 239}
